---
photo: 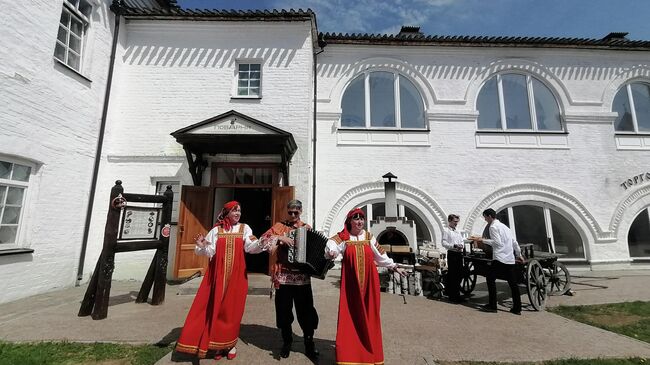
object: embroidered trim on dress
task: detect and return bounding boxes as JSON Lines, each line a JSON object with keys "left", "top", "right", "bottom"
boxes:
{"left": 218, "top": 225, "right": 245, "bottom": 295}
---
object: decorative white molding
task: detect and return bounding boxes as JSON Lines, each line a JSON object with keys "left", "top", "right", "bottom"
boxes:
{"left": 337, "top": 129, "right": 430, "bottom": 146}
{"left": 321, "top": 180, "right": 446, "bottom": 238}
{"left": 464, "top": 183, "right": 615, "bottom": 243}
{"left": 615, "top": 135, "right": 650, "bottom": 150}
{"left": 475, "top": 133, "right": 569, "bottom": 149}
{"left": 316, "top": 111, "right": 342, "bottom": 121}
{"left": 322, "top": 181, "right": 382, "bottom": 234}
{"left": 601, "top": 65, "right": 650, "bottom": 108}
{"left": 428, "top": 111, "right": 478, "bottom": 123}
{"left": 610, "top": 185, "right": 650, "bottom": 235}
{"left": 564, "top": 112, "right": 617, "bottom": 124}
{"left": 325, "top": 56, "right": 437, "bottom": 110}
{"left": 465, "top": 58, "right": 573, "bottom": 110}
{"left": 106, "top": 155, "right": 185, "bottom": 163}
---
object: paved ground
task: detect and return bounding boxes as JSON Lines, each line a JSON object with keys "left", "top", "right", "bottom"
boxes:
{"left": 0, "top": 268, "right": 649, "bottom": 364}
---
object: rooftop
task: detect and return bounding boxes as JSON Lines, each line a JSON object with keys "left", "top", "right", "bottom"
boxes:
{"left": 111, "top": 2, "right": 650, "bottom": 50}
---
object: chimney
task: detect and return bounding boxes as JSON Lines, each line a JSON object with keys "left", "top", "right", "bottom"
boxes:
{"left": 398, "top": 26, "right": 423, "bottom": 37}
{"left": 382, "top": 172, "right": 398, "bottom": 217}
{"left": 602, "top": 32, "right": 628, "bottom": 42}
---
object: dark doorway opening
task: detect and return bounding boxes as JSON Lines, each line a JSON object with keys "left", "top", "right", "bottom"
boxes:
{"left": 234, "top": 188, "right": 272, "bottom": 274}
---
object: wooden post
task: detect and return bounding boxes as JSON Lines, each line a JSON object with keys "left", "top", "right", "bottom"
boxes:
{"left": 136, "top": 185, "right": 173, "bottom": 305}
{"left": 78, "top": 180, "right": 123, "bottom": 319}
{"left": 152, "top": 185, "right": 173, "bottom": 304}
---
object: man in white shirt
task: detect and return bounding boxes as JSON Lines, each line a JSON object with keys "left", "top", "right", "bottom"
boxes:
{"left": 441, "top": 214, "right": 465, "bottom": 303}
{"left": 475, "top": 208, "right": 524, "bottom": 315}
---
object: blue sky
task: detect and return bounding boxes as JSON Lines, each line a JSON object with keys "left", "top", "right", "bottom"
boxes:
{"left": 176, "top": 0, "right": 650, "bottom": 40}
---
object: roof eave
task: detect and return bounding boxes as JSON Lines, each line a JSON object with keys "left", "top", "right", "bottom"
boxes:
{"left": 322, "top": 38, "right": 650, "bottom": 51}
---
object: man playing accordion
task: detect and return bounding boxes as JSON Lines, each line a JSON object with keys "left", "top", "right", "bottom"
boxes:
{"left": 260, "top": 199, "right": 319, "bottom": 359}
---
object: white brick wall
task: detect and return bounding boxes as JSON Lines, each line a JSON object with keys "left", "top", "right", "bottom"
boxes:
{"left": 3, "top": 7, "right": 650, "bottom": 304}
{"left": 0, "top": 0, "right": 115, "bottom": 303}
{"left": 84, "top": 20, "right": 315, "bottom": 281}
{"left": 315, "top": 44, "right": 650, "bottom": 265}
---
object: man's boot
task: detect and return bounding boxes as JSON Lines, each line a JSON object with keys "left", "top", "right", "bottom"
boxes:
{"left": 280, "top": 327, "right": 292, "bottom": 358}
{"left": 304, "top": 335, "right": 319, "bottom": 358}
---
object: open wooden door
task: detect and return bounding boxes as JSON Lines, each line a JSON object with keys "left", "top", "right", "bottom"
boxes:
{"left": 174, "top": 186, "right": 214, "bottom": 278}
{"left": 271, "top": 186, "right": 295, "bottom": 224}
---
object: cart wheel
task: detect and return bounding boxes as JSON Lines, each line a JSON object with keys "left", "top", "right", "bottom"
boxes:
{"left": 459, "top": 260, "right": 477, "bottom": 296}
{"left": 546, "top": 261, "right": 571, "bottom": 296}
{"left": 526, "top": 259, "right": 547, "bottom": 311}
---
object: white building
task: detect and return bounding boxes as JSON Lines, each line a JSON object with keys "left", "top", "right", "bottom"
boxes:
{"left": 315, "top": 28, "right": 650, "bottom": 269}
{"left": 0, "top": 0, "right": 117, "bottom": 303}
{"left": 1, "top": 0, "right": 649, "bottom": 303}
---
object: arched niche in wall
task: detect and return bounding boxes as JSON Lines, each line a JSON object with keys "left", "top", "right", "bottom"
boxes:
{"left": 320, "top": 180, "right": 444, "bottom": 246}
{"left": 610, "top": 184, "right": 650, "bottom": 259}
{"left": 464, "top": 183, "right": 613, "bottom": 261}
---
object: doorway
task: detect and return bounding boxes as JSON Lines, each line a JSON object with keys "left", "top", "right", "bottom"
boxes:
{"left": 174, "top": 163, "right": 294, "bottom": 279}
{"left": 234, "top": 187, "right": 271, "bottom": 274}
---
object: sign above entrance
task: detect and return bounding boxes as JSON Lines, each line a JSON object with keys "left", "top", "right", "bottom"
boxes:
{"left": 188, "top": 116, "right": 278, "bottom": 135}
{"left": 171, "top": 110, "right": 298, "bottom": 186}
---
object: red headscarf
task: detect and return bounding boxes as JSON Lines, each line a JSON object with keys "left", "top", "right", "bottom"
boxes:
{"left": 214, "top": 200, "right": 240, "bottom": 231}
{"left": 337, "top": 207, "right": 365, "bottom": 241}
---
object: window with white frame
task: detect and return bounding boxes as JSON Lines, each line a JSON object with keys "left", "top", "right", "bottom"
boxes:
{"left": 496, "top": 204, "right": 585, "bottom": 259}
{"left": 54, "top": 0, "right": 92, "bottom": 72}
{"left": 477, "top": 73, "right": 563, "bottom": 132}
{"left": 628, "top": 207, "right": 650, "bottom": 258}
{"left": 341, "top": 71, "right": 426, "bottom": 129}
{"left": 156, "top": 181, "right": 180, "bottom": 223}
{"left": 613, "top": 82, "right": 650, "bottom": 133}
{"left": 235, "top": 63, "right": 261, "bottom": 97}
{"left": 0, "top": 159, "right": 32, "bottom": 247}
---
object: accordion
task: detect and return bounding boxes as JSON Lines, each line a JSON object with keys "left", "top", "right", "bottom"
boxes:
{"left": 288, "top": 226, "right": 334, "bottom": 279}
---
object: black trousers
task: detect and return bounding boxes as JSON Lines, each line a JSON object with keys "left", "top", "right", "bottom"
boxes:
{"left": 486, "top": 260, "right": 521, "bottom": 311}
{"left": 275, "top": 284, "right": 319, "bottom": 342}
{"left": 445, "top": 250, "right": 463, "bottom": 300}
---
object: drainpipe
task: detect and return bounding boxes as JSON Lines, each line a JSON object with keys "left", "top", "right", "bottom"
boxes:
{"left": 312, "top": 36, "right": 326, "bottom": 228}
{"left": 76, "top": 7, "right": 121, "bottom": 285}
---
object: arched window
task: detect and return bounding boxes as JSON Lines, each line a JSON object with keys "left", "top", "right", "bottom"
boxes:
{"left": 613, "top": 82, "right": 650, "bottom": 133}
{"left": 341, "top": 71, "right": 426, "bottom": 129}
{"left": 628, "top": 207, "right": 650, "bottom": 258}
{"left": 496, "top": 204, "right": 584, "bottom": 259}
{"left": 477, "top": 73, "right": 563, "bottom": 131}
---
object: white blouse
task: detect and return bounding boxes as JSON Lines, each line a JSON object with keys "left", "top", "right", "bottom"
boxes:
{"left": 325, "top": 230, "right": 397, "bottom": 269}
{"left": 195, "top": 223, "right": 264, "bottom": 258}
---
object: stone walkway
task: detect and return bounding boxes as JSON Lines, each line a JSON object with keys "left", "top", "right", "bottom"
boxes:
{"left": 0, "top": 269, "right": 649, "bottom": 364}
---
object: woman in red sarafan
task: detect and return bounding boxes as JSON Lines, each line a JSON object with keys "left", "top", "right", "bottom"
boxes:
{"left": 325, "top": 208, "right": 406, "bottom": 365}
{"left": 175, "top": 200, "right": 268, "bottom": 360}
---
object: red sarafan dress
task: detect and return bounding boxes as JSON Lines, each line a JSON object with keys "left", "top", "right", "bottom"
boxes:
{"left": 333, "top": 231, "right": 385, "bottom": 365}
{"left": 175, "top": 225, "right": 249, "bottom": 358}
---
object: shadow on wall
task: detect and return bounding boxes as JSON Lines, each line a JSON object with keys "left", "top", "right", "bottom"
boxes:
{"left": 123, "top": 45, "right": 298, "bottom": 69}
{"left": 317, "top": 59, "right": 646, "bottom": 82}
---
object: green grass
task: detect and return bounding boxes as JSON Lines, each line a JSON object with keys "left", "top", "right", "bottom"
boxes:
{"left": 549, "top": 301, "right": 650, "bottom": 343}
{"left": 0, "top": 341, "right": 172, "bottom": 365}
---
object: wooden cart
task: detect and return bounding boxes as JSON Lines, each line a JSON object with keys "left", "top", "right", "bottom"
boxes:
{"left": 459, "top": 243, "right": 571, "bottom": 310}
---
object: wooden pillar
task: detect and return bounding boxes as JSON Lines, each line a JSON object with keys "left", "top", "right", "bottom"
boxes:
{"left": 136, "top": 185, "right": 173, "bottom": 305}
{"left": 78, "top": 180, "right": 124, "bottom": 319}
